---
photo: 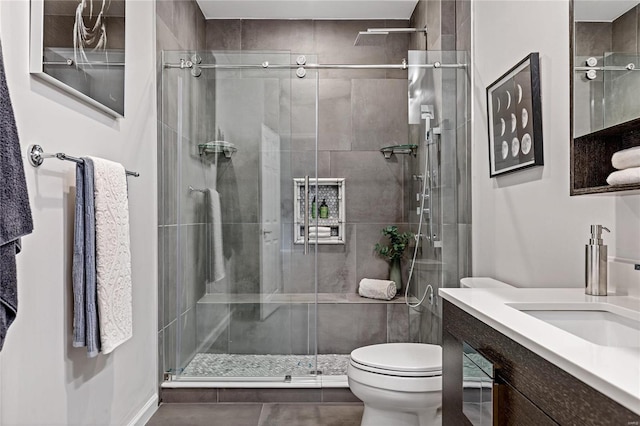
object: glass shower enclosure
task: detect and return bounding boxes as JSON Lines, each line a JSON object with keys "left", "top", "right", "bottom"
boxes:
{"left": 159, "top": 50, "right": 469, "bottom": 383}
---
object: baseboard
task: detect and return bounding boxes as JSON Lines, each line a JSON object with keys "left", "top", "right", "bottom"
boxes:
{"left": 127, "top": 393, "right": 159, "bottom": 426}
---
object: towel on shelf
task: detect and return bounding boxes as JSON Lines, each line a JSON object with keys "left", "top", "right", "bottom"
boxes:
{"left": 206, "top": 189, "right": 225, "bottom": 283}
{"left": 309, "top": 231, "right": 332, "bottom": 238}
{"left": 72, "top": 159, "right": 100, "bottom": 357}
{"left": 606, "top": 167, "right": 640, "bottom": 186}
{"left": 358, "top": 278, "right": 397, "bottom": 301}
{"left": 0, "top": 40, "right": 33, "bottom": 352}
{"left": 309, "top": 226, "right": 331, "bottom": 233}
{"left": 90, "top": 156, "right": 132, "bottom": 354}
{"left": 612, "top": 146, "right": 640, "bottom": 170}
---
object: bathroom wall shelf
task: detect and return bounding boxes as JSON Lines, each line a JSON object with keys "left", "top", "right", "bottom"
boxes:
{"left": 198, "top": 141, "right": 237, "bottom": 158}
{"left": 293, "top": 178, "right": 346, "bottom": 245}
{"left": 380, "top": 144, "right": 418, "bottom": 159}
{"left": 571, "top": 117, "right": 640, "bottom": 195}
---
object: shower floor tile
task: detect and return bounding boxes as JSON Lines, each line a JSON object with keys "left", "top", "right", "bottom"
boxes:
{"left": 181, "top": 353, "right": 351, "bottom": 378}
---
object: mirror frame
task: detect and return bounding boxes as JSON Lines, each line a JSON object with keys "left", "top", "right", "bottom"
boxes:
{"left": 569, "top": 0, "right": 576, "bottom": 194}
{"left": 29, "top": 0, "right": 124, "bottom": 118}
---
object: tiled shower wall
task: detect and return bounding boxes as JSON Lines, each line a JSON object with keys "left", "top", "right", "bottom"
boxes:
{"left": 204, "top": 20, "right": 419, "bottom": 356}
{"left": 156, "top": 0, "right": 208, "bottom": 379}
{"left": 206, "top": 20, "right": 414, "bottom": 295}
{"left": 408, "top": 0, "right": 472, "bottom": 345}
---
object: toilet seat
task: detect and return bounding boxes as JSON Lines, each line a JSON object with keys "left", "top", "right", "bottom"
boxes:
{"left": 350, "top": 343, "right": 442, "bottom": 378}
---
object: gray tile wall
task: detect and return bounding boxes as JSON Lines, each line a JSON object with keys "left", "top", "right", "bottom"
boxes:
{"left": 157, "top": 0, "right": 207, "bottom": 380}
{"left": 201, "top": 301, "right": 420, "bottom": 355}
{"left": 205, "top": 20, "right": 413, "bottom": 297}
{"left": 407, "top": 0, "right": 472, "bottom": 346}
{"left": 203, "top": 19, "right": 420, "bottom": 354}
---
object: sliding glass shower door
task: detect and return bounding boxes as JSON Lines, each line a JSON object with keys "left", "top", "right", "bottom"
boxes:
{"left": 160, "top": 51, "right": 318, "bottom": 380}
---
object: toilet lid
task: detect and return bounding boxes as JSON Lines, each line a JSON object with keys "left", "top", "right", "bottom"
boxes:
{"left": 350, "top": 343, "right": 442, "bottom": 376}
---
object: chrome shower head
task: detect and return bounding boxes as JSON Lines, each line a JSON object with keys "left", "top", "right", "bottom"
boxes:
{"left": 354, "top": 30, "right": 389, "bottom": 46}
{"left": 353, "top": 27, "right": 427, "bottom": 47}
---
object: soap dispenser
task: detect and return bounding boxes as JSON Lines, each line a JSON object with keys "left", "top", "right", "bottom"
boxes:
{"left": 585, "top": 225, "right": 610, "bottom": 296}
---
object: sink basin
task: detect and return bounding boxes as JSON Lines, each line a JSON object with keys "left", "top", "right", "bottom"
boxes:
{"left": 507, "top": 302, "right": 640, "bottom": 348}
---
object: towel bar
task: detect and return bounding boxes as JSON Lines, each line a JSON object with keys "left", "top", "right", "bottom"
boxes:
{"left": 27, "top": 144, "right": 140, "bottom": 177}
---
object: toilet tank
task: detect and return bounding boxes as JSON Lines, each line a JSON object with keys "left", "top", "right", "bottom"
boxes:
{"left": 460, "top": 277, "right": 514, "bottom": 288}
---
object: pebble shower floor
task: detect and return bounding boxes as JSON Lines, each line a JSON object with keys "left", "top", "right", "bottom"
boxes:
{"left": 181, "top": 354, "right": 351, "bottom": 377}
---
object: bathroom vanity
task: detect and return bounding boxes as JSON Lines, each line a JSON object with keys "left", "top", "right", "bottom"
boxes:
{"left": 440, "top": 287, "right": 640, "bottom": 425}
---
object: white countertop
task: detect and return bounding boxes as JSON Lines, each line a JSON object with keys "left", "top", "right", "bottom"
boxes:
{"left": 439, "top": 286, "right": 640, "bottom": 415}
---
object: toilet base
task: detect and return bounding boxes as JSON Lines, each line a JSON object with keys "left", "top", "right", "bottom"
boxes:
{"left": 360, "top": 405, "right": 441, "bottom": 426}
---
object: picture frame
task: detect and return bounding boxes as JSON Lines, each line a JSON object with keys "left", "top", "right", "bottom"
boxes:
{"left": 29, "top": 0, "right": 126, "bottom": 118}
{"left": 486, "top": 52, "right": 543, "bottom": 177}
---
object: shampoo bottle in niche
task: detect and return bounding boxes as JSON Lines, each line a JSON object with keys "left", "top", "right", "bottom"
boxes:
{"left": 319, "top": 198, "right": 329, "bottom": 219}
{"left": 585, "top": 224, "right": 610, "bottom": 296}
{"left": 311, "top": 196, "right": 317, "bottom": 219}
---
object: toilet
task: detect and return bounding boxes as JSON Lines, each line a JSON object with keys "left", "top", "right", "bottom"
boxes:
{"left": 348, "top": 277, "right": 513, "bottom": 426}
{"left": 348, "top": 343, "right": 443, "bottom": 426}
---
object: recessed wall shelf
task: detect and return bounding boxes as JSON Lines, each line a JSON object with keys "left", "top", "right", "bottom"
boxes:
{"left": 380, "top": 144, "right": 418, "bottom": 159}
{"left": 571, "top": 117, "right": 640, "bottom": 195}
{"left": 198, "top": 141, "right": 237, "bottom": 158}
{"left": 294, "top": 178, "right": 346, "bottom": 245}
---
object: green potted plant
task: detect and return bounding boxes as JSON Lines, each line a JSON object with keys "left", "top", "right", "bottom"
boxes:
{"left": 374, "top": 226, "right": 413, "bottom": 291}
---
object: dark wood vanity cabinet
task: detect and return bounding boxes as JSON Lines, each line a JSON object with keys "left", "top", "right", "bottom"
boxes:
{"left": 442, "top": 300, "right": 640, "bottom": 425}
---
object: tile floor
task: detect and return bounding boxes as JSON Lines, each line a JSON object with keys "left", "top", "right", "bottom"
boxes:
{"left": 147, "top": 402, "right": 364, "bottom": 426}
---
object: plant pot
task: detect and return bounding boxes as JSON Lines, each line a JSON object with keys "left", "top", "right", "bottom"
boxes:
{"left": 389, "top": 258, "right": 402, "bottom": 292}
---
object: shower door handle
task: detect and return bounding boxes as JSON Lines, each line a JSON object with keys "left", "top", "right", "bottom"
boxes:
{"left": 304, "top": 175, "right": 310, "bottom": 255}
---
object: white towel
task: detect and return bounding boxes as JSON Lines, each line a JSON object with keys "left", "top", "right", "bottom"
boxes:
{"left": 90, "top": 157, "right": 132, "bottom": 354}
{"left": 358, "top": 278, "right": 397, "bottom": 300}
{"left": 606, "top": 167, "right": 640, "bottom": 186}
{"left": 612, "top": 146, "right": 640, "bottom": 170}
{"left": 309, "top": 226, "right": 331, "bottom": 233}
{"left": 207, "top": 189, "right": 225, "bottom": 283}
{"left": 309, "top": 231, "right": 331, "bottom": 238}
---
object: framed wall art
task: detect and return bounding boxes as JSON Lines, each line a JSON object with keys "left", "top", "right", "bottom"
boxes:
{"left": 487, "top": 52, "right": 543, "bottom": 177}
{"left": 30, "top": 0, "right": 125, "bottom": 117}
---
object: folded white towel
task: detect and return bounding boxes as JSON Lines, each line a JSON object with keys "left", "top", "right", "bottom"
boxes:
{"left": 612, "top": 146, "right": 640, "bottom": 170}
{"left": 309, "top": 231, "right": 331, "bottom": 237}
{"left": 358, "top": 278, "right": 397, "bottom": 300}
{"left": 90, "top": 157, "right": 132, "bottom": 354}
{"left": 309, "top": 226, "right": 331, "bottom": 233}
{"left": 606, "top": 167, "right": 640, "bottom": 186}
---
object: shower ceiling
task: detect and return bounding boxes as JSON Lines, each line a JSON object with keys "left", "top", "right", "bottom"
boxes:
{"left": 195, "top": 0, "right": 418, "bottom": 20}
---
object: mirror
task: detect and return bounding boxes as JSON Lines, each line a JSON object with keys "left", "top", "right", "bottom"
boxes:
{"left": 29, "top": 0, "right": 126, "bottom": 117}
{"left": 572, "top": 0, "right": 640, "bottom": 138}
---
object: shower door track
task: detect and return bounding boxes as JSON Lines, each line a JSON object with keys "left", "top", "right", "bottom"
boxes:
{"left": 162, "top": 375, "right": 348, "bottom": 389}
{"left": 163, "top": 61, "right": 468, "bottom": 70}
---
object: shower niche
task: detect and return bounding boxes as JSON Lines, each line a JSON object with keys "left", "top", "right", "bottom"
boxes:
{"left": 293, "top": 178, "right": 346, "bottom": 245}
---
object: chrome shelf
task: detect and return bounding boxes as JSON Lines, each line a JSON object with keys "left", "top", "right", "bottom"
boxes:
{"left": 198, "top": 141, "right": 237, "bottom": 158}
{"left": 380, "top": 144, "right": 418, "bottom": 159}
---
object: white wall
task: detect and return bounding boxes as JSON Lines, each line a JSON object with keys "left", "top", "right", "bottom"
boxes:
{"left": 0, "top": 1, "right": 158, "bottom": 424}
{"left": 471, "top": 0, "right": 640, "bottom": 288}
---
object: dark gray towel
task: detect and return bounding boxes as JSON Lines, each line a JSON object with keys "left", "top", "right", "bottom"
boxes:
{"left": 0, "top": 39, "right": 33, "bottom": 352}
{"left": 72, "top": 159, "right": 100, "bottom": 357}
